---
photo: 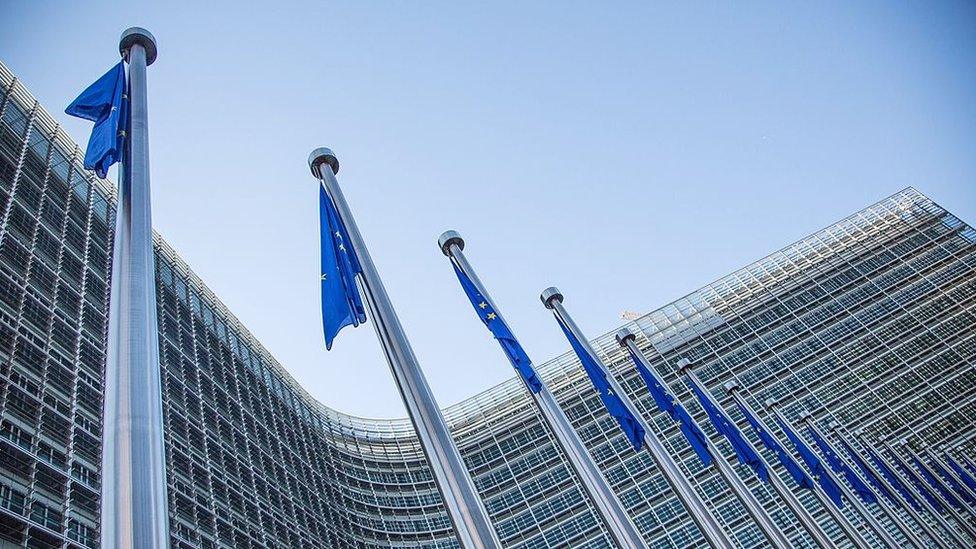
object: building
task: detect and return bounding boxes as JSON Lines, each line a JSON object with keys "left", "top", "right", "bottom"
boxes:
{"left": 0, "top": 60, "right": 974, "bottom": 549}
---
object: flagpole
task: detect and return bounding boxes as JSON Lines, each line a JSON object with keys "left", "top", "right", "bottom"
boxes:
{"left": 719, "top": 383, "right": 835, "bottom": 549}
{"left": 927, "top": 447, "right": 976, "bottom": 513}
{"left": 824, "top": 422, "right": 929, "bottom": 547}
{"left": 878, "top": 438, "right": 974, "bottom": 547}
{"left": 900, "top": 441, "right": 976, "bottom": 537}
{"left": 798, "top": 415, "right": 902, "bottom": 547}
{"left": 101, "top": 27, "right": 169, "bottom": 549}
{"left": 847, "top": 431, "right": 953, "bottom": 549}
{"left": 439, "top": 233, "right": 647, "bottom": 549}
{"left": 309, "top": 150, "right": 500, "bottom": 549}
{"left": 540, "top": 290, "right": 734, "bottom": 548}
{"left": 676, "top": 364, "right": 792, "bottom": 547}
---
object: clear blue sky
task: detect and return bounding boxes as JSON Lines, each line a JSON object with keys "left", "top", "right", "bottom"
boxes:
{"left": 2, "top": 2, "right": 974, "bottom": 418}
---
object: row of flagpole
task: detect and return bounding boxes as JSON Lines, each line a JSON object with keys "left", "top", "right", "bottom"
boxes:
{"left": 66, "top": 26, "right": 976, "bottom": 549}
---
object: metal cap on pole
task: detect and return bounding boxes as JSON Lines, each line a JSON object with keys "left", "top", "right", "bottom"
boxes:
{"left": 312, "top": 150, "right": 500, "bottom": 549}
{"left": 120, "top": 27, "right": 157, "bottom": 65}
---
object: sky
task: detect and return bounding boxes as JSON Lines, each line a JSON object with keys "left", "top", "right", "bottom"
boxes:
{"left": 1, "top": 2, "right": 974, "bottom": 418}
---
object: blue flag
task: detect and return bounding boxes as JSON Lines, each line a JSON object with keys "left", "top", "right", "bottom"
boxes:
{"left": 892, "top": 454, "right": 944, "bottom": 512}
{"left": 775, "top": 416, "right": 844, "bottom": 508}
{"left": 930, "top": 456, "right": 976, "bottom": 506}
{"left": 319, "top": 186, "right": 366, "bottom": 349}
{"left": 451, "top": 262, "right": 542, "bottom": 393}
{"left": 838, "top": 439, "right": 896, "bottom": 503}
{"left": 913, "top": 456, "right": 963, "bottom": 509}
{"left": 807, "top": 427, "right": 877, "bottom": 504}
{"left": 735, "top": 401, "right": 813, "bottom": 489}
{"left": 555, "top": 316, "right": 644, "bottom": 451}
{"left": 687, "top": 378, "right": 768, "bottom": 482}
{"left": 624, "top": 347, "right": 711, "bottom": 466}
{"left": 864, "top": 444, "right": 921, "bottom": 511}
{"left": 65, "top": 62, "right": 128, "bottom": 178}
{"left": 947, "top": 454, "right": 976, "bottom": 495}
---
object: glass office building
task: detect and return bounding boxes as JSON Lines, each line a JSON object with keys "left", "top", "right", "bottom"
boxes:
{"left": 0, "top": 60, "right": 974, "bottom": 548}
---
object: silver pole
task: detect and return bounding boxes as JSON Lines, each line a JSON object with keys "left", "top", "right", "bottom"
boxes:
{"left": 440, "top": 233, "right": 647, "bottom": 549}
{"left": 901, "top": 442, "right": 976, "bottom": 539}
{"left": 676, "top": 365, "right": 792, "bottom": 548}
{"left": 824, "top": 422, "right": 929, "bottom": 548}
{"left": 761, "top": 402, "right": 874, "bottom": 549}
{"left": 540, "top": 289, "right": 735, "bottom": 549}
{"left": 719, "top": 384, "right": 834, "bottom": 549}
{"left": 101, "top": 27, "right": 170, "bottom": 549}
{"left": 927, "top": 447, "right": 976, "bottom": 516}
{"left": 800, "top": 416, "right": 901, "bottom": 547}
{"left": 878, "top": 439, "right": 973, "bottom": 547}
{"left": 847, "top": 432, "right": 952, "bottom": 549}
{"left": 310, "top": 151, "right": 500, "bottom": 549}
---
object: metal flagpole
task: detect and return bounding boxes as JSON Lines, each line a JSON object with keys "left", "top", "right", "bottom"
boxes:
{"left": 927, "top": 447, "right": 976, "bottom": 515}
{"left": 540, "top": 290, "right": 735, "bottom": 549}
{"left": 439, "top": 233, "right": 647, "bottom": 549}
{"left": 824, "top": 422, "right": 929, "bottom": 548}
{"left": 101, "top": 27, "right": 170, "bottom": 549}
{"left": 901, "top": 441, "right": 976, "bottom": 537}
{"left": 719, "top": 383, "right": 834, "bottom": 549}
{"left": 675, "top": 364, "right": 792, "bottom": 548}
{"left": 309, "top": 151, "right": 500, "bottom": 549}
{"left": 878, "top": 438, "right": 974, "bottom": 548}
{"left": 848, "top": 431, "right": 953, "bottom": 549}
{"left": 799, "top": 416, "right": 901, "bottom": 547}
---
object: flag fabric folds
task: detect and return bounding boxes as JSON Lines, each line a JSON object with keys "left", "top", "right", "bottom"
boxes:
{"left": 930, "top": 456, "right": 976, "bottom": 506}
{"left": 912, "top": 456, "right": 963, "bottom": 509}
{"left": 947, "top": 454, "right": 976, "bottom": 494}
{"left": 735, "top": 401, "right": 813, "bottom": 489}
{"left": 624, "top": 347, "right": 711, "bottom": 466}
{"left": 555, "top": 316, "right": 644, "bottom": 451}
{"left": 775, "top": 416, "right": 844, "bottom": 508}
{"left": 687, "top": 379, "right": 768, "bottom": 482}
{"left": 864, "top": 445, "right": 921, "bottom": 511}
{"left": 807, "top": 427, "right": 877, "bottom": 504}
{"left": 65, "top": 62, "right": 128, "bottom": 178}
{"left": 892, "top": 454, "right": 945, "bottom": 512}
{"left": 838, "top": 439, "right": 896, "bottom": 503}
{"left": 450, "top": 262, "right": 542, "bottom": 393}
{"left": 319, "top": 186, "right": 366, "bottom": 349}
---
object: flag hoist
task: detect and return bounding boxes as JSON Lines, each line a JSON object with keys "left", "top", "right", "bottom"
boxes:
{"left": 65, "top": 27, "right": 169, "bottom": 548}
{"left": 310, "top": 150, "right": 500, "bottom": 549}
{"left": 540, "top": 289, "right": 735, "bottom": 548}
{"left": 439, "top": 232, "right": 648, "bottom": 549}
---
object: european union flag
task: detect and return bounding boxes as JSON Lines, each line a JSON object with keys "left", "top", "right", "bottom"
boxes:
{"left": 65, "top": 62, "right": 128, "bottom": 178}
{"left": 775, "top": 416, "right": 844, "bottom": 508}
{"left": 450, "top": 262, "right": 542, "bottom": 393}
{"left": 838, "top": 439, "right": 896, "bottom": 503}
{"left": 319, "top": 185, "right": 366, "bottom": 349}
{"left": 808, "top": 427, "right": 877, "bottom": 504}
{"left": 947, "top": 454, "right": 976, "bottom": 495}
{"left": 913, "top": 456, "right": 963, "bottom": 509}
{"left": 624, "top": 347, "right": 710, "bottom": 466}
{"left": 555, "top": 317, "right": 644, "bottom": 450}
{"left": 930, "top": 456, "right": 976, "bottom": 506}
{"left": 735, "top": 401, "right": 813, "bottom": 489}
{"left": 864, "top": 444, "right": 921, "bottom": 511}
{"left": 687, "top": 378, "right": 768, "bottom": 482}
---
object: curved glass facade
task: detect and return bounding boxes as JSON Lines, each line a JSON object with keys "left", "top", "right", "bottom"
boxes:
{"left": 0, "top": 60, "right": 974, "bottom": 548}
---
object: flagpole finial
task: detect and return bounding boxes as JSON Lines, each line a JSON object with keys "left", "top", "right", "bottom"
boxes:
{"left": 119, "top": 27, "right": 157, "bottom": 65}
{"left": 764, "top": 397, "right": 778, "bottom": 410}
{"left": 540, "top": 287, "right": 563, "bottom": 309}
{"left": 676, "top": 358, "right": 693, "bottom": 374}
{"left": 723, "top": 380, "right": 741, "bottom": 394}
{"left": 615, "top": 328, "right": 635, "bottom": 346}
{"left": 798, "top": 410, "right": 812, "bottom": 421}
{"left": 438, "top": 230, "right": 464, "bottom": 256}
{"left": 827, "top": 420, "right": 840, "bottom": 431}
{"left": 308, "top": 147, "right": 339, "bottom": 178}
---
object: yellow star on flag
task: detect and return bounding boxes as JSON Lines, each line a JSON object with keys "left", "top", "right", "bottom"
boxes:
{"left": 486, "top": 312, "right": 497, "bottom": 320}
{"left": 478, "top": 302, "right": 488, "bottom": 309}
